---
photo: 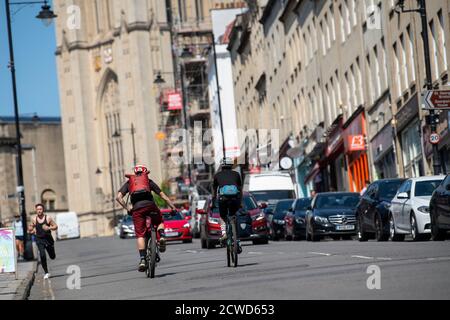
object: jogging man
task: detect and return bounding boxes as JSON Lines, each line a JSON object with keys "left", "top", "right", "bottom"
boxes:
{"left": 28, "top": 204, "right": 58, "bottom": 279}
{"left": 116, "top": 164, "right": 177, "bottom": 272}
{"left": 212, "top": 158, "right": 243, "bottom": 253}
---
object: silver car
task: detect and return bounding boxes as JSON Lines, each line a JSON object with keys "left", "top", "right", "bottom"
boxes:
{"left": 389, "top": 176, "right": 445, "bottom": 241}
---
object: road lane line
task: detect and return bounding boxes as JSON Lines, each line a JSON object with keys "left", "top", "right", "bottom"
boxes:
{"left": 248, "top": 252, "right": 263, "bottom": 255}
{"left": 376, "top": 257, "right": 392, "bottom": 261}
{"left": 351, "top": 255, "right": 374, "bottom": 260}
{"left": 309, "top": 252, "right": 332, "bottom": 256}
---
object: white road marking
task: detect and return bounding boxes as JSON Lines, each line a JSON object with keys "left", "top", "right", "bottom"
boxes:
{"left": 186, "top": 250, "right": 198, "bottom": 253}
{"left": 248, "top": 252, "right": 263, "bottom": 255}
{"left": 351, "top": 255, "right": 374, "bottom": 260}
{"left": 309, "top": 252, "right": 332, "bottom": 256}
{"left": 376, "top": 257, "right": 393, "bottom": 261}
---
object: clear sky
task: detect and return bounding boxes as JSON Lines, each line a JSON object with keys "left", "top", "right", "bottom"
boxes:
{"left": 0, "top": 0, "right": 60, "bottom": 117}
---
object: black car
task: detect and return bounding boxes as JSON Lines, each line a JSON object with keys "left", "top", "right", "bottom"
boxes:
{"left": 284, "top": 198, "right": 312, "bottom": 240}
{"left": 270, "top": 199, "right": 295, "bottom": 241}
{"left": 430, "top": 174, "right": 450, "bottom": 241}
{"left": 356, "top": 179, "right": 406, "bottom": 242}
{"left": 305, "top": 192, "right": 361, "bottom": 242}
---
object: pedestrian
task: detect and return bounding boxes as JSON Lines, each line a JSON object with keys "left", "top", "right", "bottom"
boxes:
{"left": 311, "top": 190, "right": 317, "bottom": 198}
{"left": 13, "top": 214, "right": 25, "bottom": 260}
{"left": 28, "top": 204, "right": 58, "bottom": 279}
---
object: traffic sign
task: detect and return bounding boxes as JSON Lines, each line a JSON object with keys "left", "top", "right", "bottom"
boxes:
{"left": 422, "top": 90, "right": 450, "bottom": 110}
{"left": 429, "top": 133, "right": 440, "bottom": 145}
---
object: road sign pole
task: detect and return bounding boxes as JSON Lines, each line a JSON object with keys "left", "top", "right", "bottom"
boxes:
{"left": 418, "top": 0, "right": 441, "bottom": 175}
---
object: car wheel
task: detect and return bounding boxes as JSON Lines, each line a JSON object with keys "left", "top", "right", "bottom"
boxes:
{"left": 357, "top": 215, "right": 369, "bottom": 242}
{"left": 206, "top": 239, "right": 214, "bottom": 249}
{"left": 331, "top": 235, "right": 341, "bottom": 241}
{"left": 183, "top": 239, "right": 193, "bottom": 244}
{"left": 375, "top": 214, "right": 389, "bottom": 242}
{"left": 342, "top": 235, "right": 353, "bottom": 241}
{"left": 389, "top": 215, "right": 405, "bottom": 242}
{"left": 410, "top": 214, "right": 426, "bottom": 242}
{"left": 431, "top": 213, "right": 446, "bottom": 241}
{"left": 253, "top": 238, "right": 269, "bottom": 245}
{"left": 311, "top": 227, "right": 320, "bottom": 242}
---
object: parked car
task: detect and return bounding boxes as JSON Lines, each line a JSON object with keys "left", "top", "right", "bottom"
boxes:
{"left": 284, "top": 198, "right": 312, "bottom": 240}
{"left": 200, "top": 193, "right": 270, "bottom": 248}
{"left": 270, "top": 199, "right": 295, "bottom": 241}
{"left": 306, "top": 193, "right": 360, "bottom": 241}
{"left": 161, "top": 209, "right": 193, "bottom": 243}
{"left": 356, "top": 179, "right": 406, "bottom": 242}
{"left": 244, "top": 172, "right": 296, "bottom": 206}
{"left": 429, "top": 174, "right": 450, "bottom": 241}
{"left": 119, "top": 215, "right": 135, "bottom": 239}
{"left": 199, "top": 201, "right": 222, "bottom": 249}
{"left": 389, "top": 176, "right": 444, "bottom": 241}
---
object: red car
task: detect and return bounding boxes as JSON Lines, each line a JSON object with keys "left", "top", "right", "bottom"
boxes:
{"left": 161, "top": 209, "right": 193, "bottom": 243}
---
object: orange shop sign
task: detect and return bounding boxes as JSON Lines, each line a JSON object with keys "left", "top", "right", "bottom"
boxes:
{"left": 348, "top": 135, "right": 366, "bottom": 152}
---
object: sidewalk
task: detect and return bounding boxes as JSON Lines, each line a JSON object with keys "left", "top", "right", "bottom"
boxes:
{"left": 0, "top": 260, "right": 38, "bottom": 300}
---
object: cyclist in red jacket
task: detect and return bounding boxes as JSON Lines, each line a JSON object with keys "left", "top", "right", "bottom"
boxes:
{"left": 116, "top": 164, "right": 177, "bottom": 272}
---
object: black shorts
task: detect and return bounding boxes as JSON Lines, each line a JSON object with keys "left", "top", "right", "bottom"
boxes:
{"left": 218, "top": 197, "right": 241, "bottom": 222}
{"left": 15, "top": 236, "right": 24, "bottom": 241}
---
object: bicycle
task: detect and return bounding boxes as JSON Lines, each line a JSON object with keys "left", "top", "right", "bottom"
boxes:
{"left": 144, "top": 214, "right": 160, "bottom": 279}
{"left": 225, "top": 215, "right": 239, "bottom": 268}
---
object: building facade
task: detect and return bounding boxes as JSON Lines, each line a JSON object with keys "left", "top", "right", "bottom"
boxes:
{"left": 0, "top": 116, "right": 68, "bottom": 225}
{"left": 228, "top": 0, "right": 449, "bottom": 195}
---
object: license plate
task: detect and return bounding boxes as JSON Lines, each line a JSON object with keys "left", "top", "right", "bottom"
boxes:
{"left": 336, "top": 225, "right": 355, "bottom": 231}
{"left": 165, "top": 232, "right": 178, "bottom": 237}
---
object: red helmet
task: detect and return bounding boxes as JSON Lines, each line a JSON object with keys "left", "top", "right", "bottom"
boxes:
{"left": 133, "top": 164, "right": 149, "bottom": 175}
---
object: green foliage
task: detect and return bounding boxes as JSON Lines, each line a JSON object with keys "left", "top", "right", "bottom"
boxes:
{"left": 153, "top": 180, "right": 171, "bottom": 208}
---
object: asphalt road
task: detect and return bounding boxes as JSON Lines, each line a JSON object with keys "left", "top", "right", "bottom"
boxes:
{"left": 29, "top": 235, "right": 450, "bottom": 300}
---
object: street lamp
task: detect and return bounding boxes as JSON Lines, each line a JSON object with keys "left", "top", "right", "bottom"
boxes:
{"left": 113, "top": 123, "right": 137, "bottom": 167}
{"left": 4, "top": 0, "right": 57, "bottom": 261}
{"left": 96, "top": 162, "right": 117, "bottom": 227}
{"left": 396, "top": 0, "right": 441, "bottom": 175}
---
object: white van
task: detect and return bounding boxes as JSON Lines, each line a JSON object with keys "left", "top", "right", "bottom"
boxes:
{"left": 55, "top": 212, "right": 80, "bottom": 240}
{"left": 244, "top": 172, "right": 296, "bottom": 204}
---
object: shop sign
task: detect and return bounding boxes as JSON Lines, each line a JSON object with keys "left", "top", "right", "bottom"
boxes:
{"left": 348, "top": 135, "right": 366, "bottom": 152}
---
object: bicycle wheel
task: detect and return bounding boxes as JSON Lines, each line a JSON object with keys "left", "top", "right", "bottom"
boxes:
{"left": 148, "top": 229, "right": 157, "bottom": 278}
{"left": 145, "top": 235, "right": 152, "bottom": 278}
{"left": 231, "top": 217, "right": 238, "bottom": 268}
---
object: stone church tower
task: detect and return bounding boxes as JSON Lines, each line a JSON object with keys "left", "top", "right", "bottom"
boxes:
{"left": 53, "top": 0, "right": 173, "bottom": 236}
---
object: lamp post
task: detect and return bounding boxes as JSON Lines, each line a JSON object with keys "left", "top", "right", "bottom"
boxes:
{"left": 4, "top": 0, "right": 57, "bottom": 261}
{"left": 396, "top": 0, "right": 441, "bottom": 175}
{"left": 113, "top": 124, "right": 137, "bottom": 167}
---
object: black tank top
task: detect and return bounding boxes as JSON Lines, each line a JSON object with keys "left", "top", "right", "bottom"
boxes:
{"left": 36, "top": 215, "right": 52, "bottom": 239}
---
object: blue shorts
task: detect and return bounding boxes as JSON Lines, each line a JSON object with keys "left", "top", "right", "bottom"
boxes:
{"left": 15, "top": 236, "right": 24, "bottom": 241}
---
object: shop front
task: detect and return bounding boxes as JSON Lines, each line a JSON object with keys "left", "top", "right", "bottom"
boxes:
{"left": 423, "top": 109, "right": 450, "bottom": 175}
{"left": 324, "top": 116, "right": 346, "bottom": 191}
{"left": 343, "top": 107, "right": 370, "bottom": 193}
{"left": 371, "top": 123, "right": 398, "bottom": 179}
{"left": 395, "top": 93, "right": 424, "bottom": 178}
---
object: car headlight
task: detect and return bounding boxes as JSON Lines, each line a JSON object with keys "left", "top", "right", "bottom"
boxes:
{"left": 383, "top": 203, "right": 391, "bottom": 210}
{"left": 314, "top": 216, "right": 329, "bottom": 224}
{"left": 183, "top": 223, "right": 190, "bottom": 228}
{"left": 273, "top": 219, "right": 285, "bottom": 225}
{"left": 251, "top": 213, "right": 265, "bottom": 221}
{"left": 122, "top": 225, "right": 132, "bottom": 231}
{"left": 417, "top": 206, "right": 430, "bottom": 213}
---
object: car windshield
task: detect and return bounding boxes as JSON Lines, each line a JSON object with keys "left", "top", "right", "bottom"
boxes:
{"left": 379, "top": 181, "right": 405, "bottom": 200}
{"left": 251, "top": 190, "right": 295, "bottom": 202}
{"left": 315, "top": 194, "right": 360, "bottom": 209}
{"left": 163, "top": 212, "right": 183, "bottom": 221}
{"left": 244, "top": 196, "right": 258, "bottom": 210}
{"left": 274, "top": 200, "right": 294, "bottom": 214}
{"left": 295, "top": 198, "right": 312, "bottom": 210}
{"left": 414, "top": 180, "right": 442, "bottom": 197}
